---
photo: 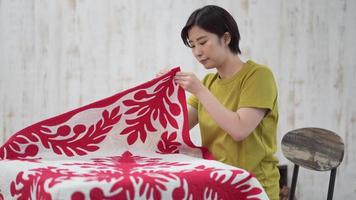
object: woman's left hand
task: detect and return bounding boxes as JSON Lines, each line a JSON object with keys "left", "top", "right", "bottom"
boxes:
{"left": 174, "top": 72, "right": 205, "bottom": 95}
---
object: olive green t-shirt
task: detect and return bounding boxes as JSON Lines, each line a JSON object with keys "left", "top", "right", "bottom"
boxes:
{"left": 188, "top": 60, "right": 280, "bottom": 200}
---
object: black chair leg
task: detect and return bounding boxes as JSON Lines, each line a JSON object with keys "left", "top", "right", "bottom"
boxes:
{"left": 289, "top": 164, "right": 299, "bottom": 200}
{"left": 327, "top": 168, "right": 337, "bottom": 200}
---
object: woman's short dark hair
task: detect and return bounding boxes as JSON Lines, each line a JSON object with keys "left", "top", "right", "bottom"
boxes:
{"left": 181, "top": 5, "right": 241, "bottom": 54}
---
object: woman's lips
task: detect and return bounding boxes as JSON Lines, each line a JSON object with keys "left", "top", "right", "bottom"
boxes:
{"left": 199, "top": 58, "right": 209, "bottom": 64}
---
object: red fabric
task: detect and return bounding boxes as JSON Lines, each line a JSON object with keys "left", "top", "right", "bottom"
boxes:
{"left": 0, "top": 67, "right": 268, "bottom": 200}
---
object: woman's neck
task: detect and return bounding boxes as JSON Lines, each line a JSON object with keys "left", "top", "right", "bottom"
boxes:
{"left": 217, "top": 53, "right": 244, "bottom": 79}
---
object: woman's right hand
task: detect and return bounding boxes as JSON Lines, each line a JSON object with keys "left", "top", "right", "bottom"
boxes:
{"left": 155, "top": 68, "right": 170, "bottom": 78}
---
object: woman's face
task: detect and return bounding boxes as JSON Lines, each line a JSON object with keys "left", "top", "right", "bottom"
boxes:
{"left": 187, "top": 25, "right": 229, "bottom": 69}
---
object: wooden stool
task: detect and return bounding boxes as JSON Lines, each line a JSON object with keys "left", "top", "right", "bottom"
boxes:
{"left": 281, "top": 127, "right": 344, "bottom": 200}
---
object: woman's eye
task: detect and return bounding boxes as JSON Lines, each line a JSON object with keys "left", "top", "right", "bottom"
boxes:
{"left": 200, "top": 41, "right": 207, "bottom": 45}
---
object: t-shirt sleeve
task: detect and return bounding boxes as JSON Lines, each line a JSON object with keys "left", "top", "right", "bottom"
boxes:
{"left": 187, "top": 94, "right": 199, "bottom": 109}
{"left": 238, "top": 67, "right": 277, "bottom": 111}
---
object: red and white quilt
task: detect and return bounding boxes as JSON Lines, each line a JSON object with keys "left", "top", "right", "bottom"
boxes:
{"left": 0, "top": 67, "right": 268, "bottom": 200}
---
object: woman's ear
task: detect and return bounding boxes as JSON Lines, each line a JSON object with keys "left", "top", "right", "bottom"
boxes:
{"left": 223, "top": 32, "right": 231, "bottom": 46}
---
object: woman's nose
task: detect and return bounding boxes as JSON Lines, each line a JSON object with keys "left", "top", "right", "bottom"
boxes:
{"left": 193, "top": 46, "right": 203, "bottom": 58}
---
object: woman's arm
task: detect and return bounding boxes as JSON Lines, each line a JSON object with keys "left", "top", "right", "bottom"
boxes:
{"left": 195, "top": 87, "right": 266, "bottom": 141}
{"left": 174, "top": 72, "right": 266, "bottom": 141}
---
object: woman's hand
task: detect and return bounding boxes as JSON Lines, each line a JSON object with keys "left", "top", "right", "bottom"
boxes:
{"left": 174, "top": 72, "right": 206, "bottom": 96}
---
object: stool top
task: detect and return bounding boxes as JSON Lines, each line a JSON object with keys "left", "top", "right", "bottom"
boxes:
{"left": 282, "top": 127, "right": 344, "bottom": 171}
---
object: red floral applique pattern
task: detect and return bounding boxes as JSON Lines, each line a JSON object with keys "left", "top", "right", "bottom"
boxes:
{"left": 121, "top": 76, "right": 181, "bottom": 145}
{"left": 9, "top": 152, "right": 263, "bottom": 200}
{"left": 156, "top": 131, "right": 181, "bottom": 154}
{"left": 0, "top": 107, "right": 121, "bottom": 159}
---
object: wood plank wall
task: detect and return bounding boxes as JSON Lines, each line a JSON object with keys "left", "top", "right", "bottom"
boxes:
{"left": 1, "top": 0, "right": 355, "bottom": 199}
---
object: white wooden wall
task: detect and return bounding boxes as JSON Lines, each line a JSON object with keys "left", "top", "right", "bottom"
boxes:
{"left": 1, "top": 0, "right": 355, "bottom": 199}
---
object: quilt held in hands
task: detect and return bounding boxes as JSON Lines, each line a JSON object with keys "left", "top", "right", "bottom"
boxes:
{"left": 0, "top": 67, "right": 268, "bottom": 200}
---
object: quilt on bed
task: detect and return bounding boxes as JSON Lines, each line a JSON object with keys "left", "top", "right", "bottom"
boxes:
{"left": 0, "top": 67, "right": 268, "bottom": 200}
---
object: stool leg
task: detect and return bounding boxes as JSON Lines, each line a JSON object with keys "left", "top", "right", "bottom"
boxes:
{"left": 289, "top": 164, "right": 299, "bottom": 200}
{"left": 327, "top": 168, "right": 337, "bottom": 200}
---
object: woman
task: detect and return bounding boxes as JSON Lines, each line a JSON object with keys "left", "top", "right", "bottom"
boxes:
{"left": 162, "top": 5, "right": 280, "bottom": 199}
